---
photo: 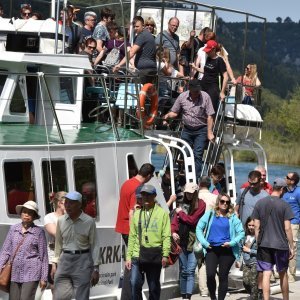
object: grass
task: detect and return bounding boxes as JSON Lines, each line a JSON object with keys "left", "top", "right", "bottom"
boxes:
{"left": 233, "top": 130, "right": 300, "bottom": 166}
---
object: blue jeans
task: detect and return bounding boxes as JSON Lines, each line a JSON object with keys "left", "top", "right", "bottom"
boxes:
{"left": 131, "top": 258, "right": 162, "bottom": 300}
{"left": 181, "top": 126, "right": 208, "bottom": 179}
{"left": 179, "top": 248, "right": 198, "bottom": 295}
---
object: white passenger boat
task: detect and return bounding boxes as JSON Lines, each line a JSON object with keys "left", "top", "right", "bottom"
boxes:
{"left": 0, "top": 1, "right": 268, "bottom": 299}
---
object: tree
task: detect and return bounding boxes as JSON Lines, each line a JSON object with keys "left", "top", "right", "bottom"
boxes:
{"left": 276, "top": 17, "right": 282, "bottom": 23}
{"left": 283, "top": 17, "right": 293, "bottom": 23}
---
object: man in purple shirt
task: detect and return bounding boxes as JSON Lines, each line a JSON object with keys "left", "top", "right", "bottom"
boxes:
{"left": 163, "top": 79, "right": 215, "bottom": 179}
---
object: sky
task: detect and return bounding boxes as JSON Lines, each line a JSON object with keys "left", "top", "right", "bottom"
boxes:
{"left": 198, "top": 0, "right": 300, "bottom": 22}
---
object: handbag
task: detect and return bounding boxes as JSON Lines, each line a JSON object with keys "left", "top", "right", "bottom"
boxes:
{"left": 168, "top": 237, "right": 182, "bottom": 266}
{"left": 139, "top": 246, "right": 162, "bottom": 265}
{"left": 0, "top": 234, "right": 27, "bottom": 293}
{"left": 138, "top": 209, "right": 162, "bottom": 266}
{"left": 0, "top": 263, "right": 12, "bottom": 293}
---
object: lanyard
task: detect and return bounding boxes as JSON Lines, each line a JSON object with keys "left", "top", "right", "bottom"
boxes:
{"left": 143, "top": 206, "right": 155, "bottom": 243}
{"left": 144, "top": 206, "right": 155, "bottom": 233}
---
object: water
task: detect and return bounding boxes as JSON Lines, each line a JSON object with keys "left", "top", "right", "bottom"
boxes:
{"left": 234, "top": 162, "right": 300, "bottom": 189}
{"left": 152, "top": 152, "right": 300, "bottom": 186}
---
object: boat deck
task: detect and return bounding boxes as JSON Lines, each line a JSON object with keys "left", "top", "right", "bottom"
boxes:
{"left": 0, "top": 123, "right": 144, "bottom": 145}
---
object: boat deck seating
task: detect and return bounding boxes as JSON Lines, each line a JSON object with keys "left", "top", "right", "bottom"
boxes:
{"left": 115, "top": 82, "right": 141, "bottom": 109}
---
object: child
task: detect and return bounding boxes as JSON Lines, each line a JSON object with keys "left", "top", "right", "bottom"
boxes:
{"left": 241, "top": 217, "right": 260, "bottom": 300}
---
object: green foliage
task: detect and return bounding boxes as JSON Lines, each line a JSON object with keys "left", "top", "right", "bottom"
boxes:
{"left": 259, "top": 86, "right": 300, "bottom": 165}
{"left": 263, "top": 86, "right": 300, "bottom": 140}
{"left": 217, "top": 21, "right": 300, "bottom": 98}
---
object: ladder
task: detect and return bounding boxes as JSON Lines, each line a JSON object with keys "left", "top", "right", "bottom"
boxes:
{"left": 201, "top": 101, "right": 226, "bottom": 176}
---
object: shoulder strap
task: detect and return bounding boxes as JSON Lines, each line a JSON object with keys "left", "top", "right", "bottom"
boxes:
{"left": 117, "top": 42, "right": 124, "bottom": 49}
{"left": 239, "top": 186, "right": 250, "bottom": 220}
{"left": 138, "top": 209, "right": 143, "bottom": 246}
{"left": 10, "top": 233, "right": 27, "bottom": 263}
{"left": 204, "top": 211, "right": 213, "bottom": 238}
{"left": 162, "top": 31, "right": 179, "bottom": 52}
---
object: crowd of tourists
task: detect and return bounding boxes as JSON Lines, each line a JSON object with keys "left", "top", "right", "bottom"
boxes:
{"left": 0, "top": 165, "right": 299, "bottom": 300}
{"left": 0, "top": 3, "right": 298, "bottom": 300}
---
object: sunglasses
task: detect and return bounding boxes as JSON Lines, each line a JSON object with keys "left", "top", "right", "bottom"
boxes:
{"left": 248, "top": 180, "right": 260, "bottom": 186}
{"left": 22, "top": 13, "right": 31, "bottom": 16}
{"left": 219, "top": 199, "right": 230, "bottom": 205}
{"left": 145, "top": 24, "right": 154, "bottom": 27}
{"left": 286, "top": 176, "right": 293, "bottom": 180}
{"left": 245, "top": 66, "right": 250, "bottom": 70}
{"left": 87, "top": 45, "right": 96, "bottom": 50}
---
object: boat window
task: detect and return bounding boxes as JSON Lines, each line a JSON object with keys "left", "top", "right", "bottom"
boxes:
{"left": 10, "top": 81, "right": 26, "bottom": 113}
{"left": 138, "top": 8, "right": 211, "bottom": 38}
{"left": 59, "top": 77, "right": 76, "bottom": 104}
{"left": 42, "top": 160, "right": 68, "bottom": 214}
{"left": 0, "top": 71, "right": 7, "bottom": 97}
{"left": 73, "top": 158, "right": 98, "bottom": 218}
{"left": 4, "top": 161, "right": 36, "bottom": 216}
{"left": 127, "top": 154, "right": 138, "bottom": 178}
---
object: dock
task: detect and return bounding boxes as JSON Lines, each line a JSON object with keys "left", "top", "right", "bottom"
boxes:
{"left": 170, "top": 277, "right": 300, "bottom": 300}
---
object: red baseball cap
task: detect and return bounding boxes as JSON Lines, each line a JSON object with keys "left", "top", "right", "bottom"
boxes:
{"left": 203, "top": 40, "right": 218, "bottom": 53}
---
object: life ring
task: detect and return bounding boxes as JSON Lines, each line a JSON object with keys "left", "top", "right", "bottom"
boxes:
{"left": 137, "top": 83, "right": 158, "bottom": 126}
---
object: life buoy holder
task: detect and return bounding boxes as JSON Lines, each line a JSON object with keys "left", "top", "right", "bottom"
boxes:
{"left": 136, "top": 83, "right": 158, "bottom": 126}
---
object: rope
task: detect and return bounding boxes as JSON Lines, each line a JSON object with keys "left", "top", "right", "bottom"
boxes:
{"left": 103, "top": 74, "right": 123, "bottom": 277}
{"left": 38, "top": 72, "right": 54, "bottom": 208}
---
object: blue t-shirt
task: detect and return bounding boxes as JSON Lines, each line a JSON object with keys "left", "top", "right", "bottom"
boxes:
{"left": 207, "top": 216, "right": 230, "bottom": 246}
{"left": 283, "top": 186, "right": 300, "bottom": 224}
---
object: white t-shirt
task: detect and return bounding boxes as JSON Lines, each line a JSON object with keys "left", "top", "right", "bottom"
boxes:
{"left": 196, "top": 46, "right": 207, "bottom": 80}
{"left": 44, "top": 212, "right": 58, "bottom": 263}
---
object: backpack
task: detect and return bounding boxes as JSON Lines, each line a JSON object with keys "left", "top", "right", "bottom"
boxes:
{"left": 103, "top": 40, "right": 124, "bottom": 67}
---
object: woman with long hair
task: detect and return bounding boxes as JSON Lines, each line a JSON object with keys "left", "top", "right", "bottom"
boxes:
{"left": 44, "top": 191, "right": 66, "bottom": 292}
{"left": 196, "top": 193, "right": 244, "bottom": 300}
{"left": 236, "top": 64, "right": 261, "bottom": 104}
{"left": 171, "top": 183, "right": 206, "bottom": 299}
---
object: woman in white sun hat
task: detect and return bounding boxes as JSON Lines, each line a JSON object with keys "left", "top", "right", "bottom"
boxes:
{"left": 0, "top": 200, "right": 48, "bottom": 299}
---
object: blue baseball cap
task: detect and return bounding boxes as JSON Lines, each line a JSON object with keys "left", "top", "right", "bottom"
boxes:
{"left": 65, "top": 191, "right": 82, "bottom": 202}
{"left": 135, "top": 185, "right": 143, "bottom": 199}
{"left": 140, "top": 185, "right": 157, "bottom": 195}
